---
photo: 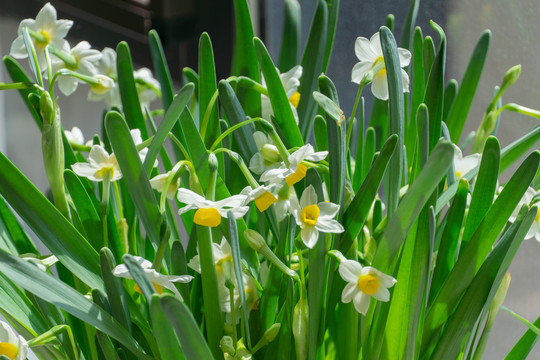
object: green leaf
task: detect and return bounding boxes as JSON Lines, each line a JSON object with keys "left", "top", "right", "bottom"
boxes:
{"left": 116, "top": 42, "right": 148, "bottom": 138}
{"left": 158, "top": 294, "right": 214, "bottom": 360}
{"left": 144, "top": 83, "right": 194, "bottom": 174}
{"left": 323, "top": 0, "right": 340, "bottom": 71}
{"left": 500, "top": 123, "right": 540, "bottom": 174}
{"left": 298, "top": 0, "right": 328, "bottom": 139}
{"left": 123, "top": 254, "right": 156, "bottom": 304}
{"left": 373, "top": 141, "right": 454, "bottom": 273}
{"left": 409, "top": 28, "right": 424, "bottom": 138}
{"left": 443, "top": 79, "right": 458, "bottom": 121}
{"left": 64, "top": 170, "right": 102, "bottom": 251}
{"left": 149, "top": 30, "right": 175, "bottom": 111}
{"left": 3, "top": 56, "right": 42, "bottom": 128}
{"left": 0, "top": 152, "right": 102, "bottom": 290}
{"left": 423, "top": 151, "right": 540, "bottom": 353}
{"left": 253, "top": 37, "right": 303, "bottom": 148}
{"left": 279, "top": 0, "right": 301, "bottom": 72}
{"left": 100, "top": 248, "right": 131, "bottom": 333}
{"left": 232, "top": 0, "right": 261, "bottom": 117}
{"left": 400, "top": 0, "right": 419, "bottom": 50}
{"left": 380, "top": 26, "right": 405, "bottom": 218}
{"left": 0, "top": 251, "right": 150, "bottom": 359}
{"left": 337, "top": 134, "right": 397, "bottom": 254}
{"left": 198, "top": 33, "right": 220, "bottom": 148}
{"left": 150, "top": 296, "right": 185, "bottom": 360}
{"left": 429, "top": 206, "right": 535, "bottom": 359}
{"left": 313, "top": 115, "right": 328, "bottom": 152}
{"left": 105, "top": 111, "right": 162, "bottom": 250}
{"left": 460, "top": 136, "right": 500, "bottom": 252}
{"left": 505, "top": 315, "right": 540, "bottom": 359}
{"left": 218, "top": 80, "right": 258, "bottom": 160}
{"left": 0, "top": 195, "right": 37, "bottom": 254}
{"left": 502, "top": 306, "right": 540, "bottom": 336}
{"left": 313, "top": 91, "right": 344, "bottom": 125}
{"left": 423, "top": 21, "right": 446, "bottom": 153}
{"left": 445, "top": 30, "right": 491, "bottom": 143}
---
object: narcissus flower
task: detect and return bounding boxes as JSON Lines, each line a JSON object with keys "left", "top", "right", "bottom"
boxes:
{"left": 134, "top": 68, "right": 161, "bottom": 108}
{"left": 130, "top": 129, "right": 158, "bottom": 168}
{"left": 113, "top": 256, "right": 193, "bottom": 299}
{"left": 10, "top": 2, "right": 73, "bottom": 68}
{"left": 249, "top": 131, "right": 281, "bottom": 175}
{"left": 0, "top": 321, "right": 28, "bottom": 360}
{"left": 88, "top": 47, "right": 121, "bottom": 107}
{"left": 351, "top": 32, "right": 411, "bottom": 100}
{"left": 50, "top": 41, "right": 102, "bottom": 96}
{"left": 260, "top": 144, "right": 327, "bottom": 186}
{"left": 64, "top": 126, "right": 85, "bottom": 146}
{"left": 177, "top": 188, "right": 249, "bottom": 227}
{"left": 452, "top": 144, "right": 481, "bottom": 179}
{"left": 150, "top": 171, "right": 180, "bottom": 200}
{"left": 71, "top": 145, "right": 122, "bottom": 182}
{"left": 241, "top": 185, "right": 277, "bottom": 212}
{"left": 261, "top": 65, "right": 302, "bottom": 123}
{"left": 339, "top": 259, "right": 396, "bottom": 315}
{"left": 292, "top": 185, "right": 344, "bottom": 248}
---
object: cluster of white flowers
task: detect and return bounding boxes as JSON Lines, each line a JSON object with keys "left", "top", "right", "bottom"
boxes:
{"left": 9, "top": 3, "right": 160, "bottom": 108}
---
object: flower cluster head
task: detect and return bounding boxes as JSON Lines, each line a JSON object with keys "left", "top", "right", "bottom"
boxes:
{"left": 351, "top": 32, "right": 411, "bottom": 100}
{"left": 0, "top": 320, "right": 28, "bottom": 360}
{"left": 339, "top": 259, "right": 396, "bottom": 315}
{"left": 260, "top": 144, "right": 328, "bottom": 187}
{"left": 177, "top": 188, "right": 249, "bottom": 227}
{"left": 10, "top": 2, "right": 72, "bottom": 68}
{"left": 113, "top": 256, "right": 193, "bottom": 299}
{"left": 292, "top": 185, "right": 344, "bottom": 248}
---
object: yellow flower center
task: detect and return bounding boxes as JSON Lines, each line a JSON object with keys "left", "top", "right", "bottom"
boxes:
{"left": 36, "top": 30, "right": 50, "bottom": 47}
{"left": 96, "top": 166, "right": 114, "bottom": 180}
{"left": 255, "top": 191, "right": 277, "bottom": 212}
{"left": 455, "top": 170, "right": 462, "bottom": 179}
{"left": 194, "top": 207, "right": 222, "bottom": 227}
{"left": 285, "top": 163, "right": 307, "bottom": 186}
{"left": 133, "top": 283, "right": 163, "bottom": 295}
{"left": 357, "top": 274, "right": 379, "bottom": 295}
{"left": 0, "top": 342, "right": 18, "bottom": 359}
{"left": 535, "top": 208, "right": 540, "bottom": 223}
{"left": 301, "top": 204, "right": 320, "bottom": 226}
{"left": 289, "top": 92, "right": 301, "bottom": 108}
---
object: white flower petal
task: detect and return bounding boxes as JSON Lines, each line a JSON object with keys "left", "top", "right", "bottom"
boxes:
{"left": 176, "top": 188, "right": 207, "bottom": 206}
{"left": 187, "top": 255, "right": 201, "bottom": 273}
{"left": 401, "top": 69, "right": 410, "bottom": 93}
{"left": 371, "top": 286, "right": 391, "bottom": 302}
{"left": 112, "top": 264, "right": 131, "bottom": 278}
{"left": 369, "top": 32, "right": 383, "bottom": 57}
{"left": 318, "top": 201, "right": 340, "bottom": 219}
{"left": 354, "top": 36, "right": 377, "bottom": 62}
{"left": 351, "top": 61, "right": 374, "bottom": 84}
{"left": 371, "top": 70, "right": 389, "bottom": 100}
{"left": 341, "top": 282, "right": 358, "bottom": 303}
{"left": 300, "top": 185, "right": 318, "bottom": 208}
{"left": 301, "top": 226, "right": 319, "bottom": 248}
{"left": 253, "top": 131, "right": 269, "bottom": 150}
{"left": 315, "top": 218, "right": 344, "bottom": 234}
{"left": 339, "top": 259, "right": 363, "bottom": 282}
{"left": 353, "top": 292, "right": 371, "bottom": 315}
{"left": 398, "top": 48, "right": 412, "bottom": 67}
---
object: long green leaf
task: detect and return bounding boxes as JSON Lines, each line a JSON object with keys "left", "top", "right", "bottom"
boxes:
{"left": 279, "top": 0, "right": 301, "bottom": 72}
{"left": 373, "top": 141, "right": 454, "bottom": 273}
{"left": 430, "top": 206, "right": 535, "bottom": 359}
{"left": 505, "top": 315, "right": 540, "bottom": 359}
{"left": 144, "top": 83, "right": 194, "bottom": 174}
{"left": 100, "top": 248, "right": 131, "bottom": 333}
{"left": 198, "top": 33, "right": 219, "bottom": 147}
{"left": 254, "top": 38, "right": 303, "bottom": 147}
{"left": 149, "top": 30, "right": 175, "bottom": 111}
{"left": 150, "top": 296, "right": 185, "bottom": 360}
{"left": 298, "top": 0, "right": 328, "bottom": 139}
{"left": 322, "top": 0, "right": 340, "bottom": 71}
{"left": 445, "top": 30, "right": 491, "bottom": 143}
{"left": 0, "top": 152, "right": 102, "bottom": 290}
{"left": 159, "top": 294, "right": 214, "bottom": 360}
{"left": 380, "top": 26, "right": 405, "bottom": 217}
{"left": 500, "top": 123, "right": 540, "bottom": 173}
{"left": 0, "top": 196, "right": 37, "bottom": 254}
{"left": 105, "top": 112, "right": 162, "bottom": 250}
{"left": 116, "top": 42, "right": 148, "bottom": 138}
{"left": 0, "top": 251, "right": 150, "bottom": 359}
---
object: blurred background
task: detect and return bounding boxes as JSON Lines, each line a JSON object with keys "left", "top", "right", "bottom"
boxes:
{"left": 1, "top": 0, "right": 539, "bottom": 358}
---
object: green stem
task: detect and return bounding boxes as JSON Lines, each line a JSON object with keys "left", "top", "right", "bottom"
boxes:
{"left": 200, "top": 89, "right": 220, "bottom": 141}
{"left": 210, "top": 117, "right": 261, "bottom": 151}
{"left": 100, "top": 172, "right": 112, "bottom": 248}
{"left": 47, "top": 44, "right": 77, "bottom": 68}
{"left": 23, "top": 27, "right": 43, "bottom": 87}
{"left": 228, "top": 281, "right": 238, "bottom": 344}
{"left": 213, "top": 148, "right": 260, "bottom": 189}
{"left": 168, "top": 132, "right": 192, "bottom": 161}
{"left": 346, "top": 83, "right": 365, "bottom": 149}
{"left": 0, "top": 82, "right": 39, "bottom": 91}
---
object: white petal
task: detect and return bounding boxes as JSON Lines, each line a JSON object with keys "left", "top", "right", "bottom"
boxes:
{"left": 317, "top": 202, "right": 340, "bottom": 219}
{"left": 371, "top": 70, "right": 389, "bottom": 100}
{"left": 166, "top": 274, "right": 194, "bottom": 283}
{"left": 355, "top": 36, "right": 377, "bottom": 62}
{"left": 305, "top": 150, "right": 328, "bottom": 162}
{"left": 9, "top": 37, "right": 27, "bottom": 58}
{"left": 300, "top": 185, "right": 318, "bottom": 208}
{"left": 339, "top": 259, "right": 363, "bottom": 282}
{"left": 351, "top": 61, "right": 374, "bottom": 84}
{"left": 214, "top": 194, "right": 249, "bottom": 209}
{"left": 58, "top": 76, "right": 78, "bottom": 96}
{"left": 187, "top": 255, "right": 201, "bottom": 273}
{"left": 288, "top": 144, "right": 314, "bottom": 166}
{"left": 341, "top": 282, "right": 358, "bottom": 303}
{"left": 315, "top": 218, "right": 345, "bottom": 234}
{"left": 369, "top": 32, "right": 383, "bottom": 57}
{"left": 112, "top": 264, "right": 131, "bottom": 278}
{"left": 88, "top": 145, "right": 111, "bottom": 165}
{"left": 253, "top": 131, "right": 269, "bottom": 149}
{"left": 280, "top": 65, "right": 303, "bottom": 97}
{"left": 353, "top": 292, "right": 371, "bottom": 315}
{"left": 249, "top": 153, "right": 265, "bottom": 175}
{"left": 301, "top": 226, "right": 319, "bottom": 248}
{"left": 260, "top": 166, "right": 288, "bottom": 182}
{"left": 176, "top": 188, "right": 207, "bottom": 206}
{"left": 371, "top": 286, "right": 390, "bottom": 302}
{"left": 217, "top": 205, "right": 249, "bottom": 219}
{"left": 398, "top": 48, "right": 412, "bottom": 67}
{"left": 71, "top": 163, "right": 98, "bottom": 180}
{"left": 401, "top": 69, "right": 410, "bottom": 93}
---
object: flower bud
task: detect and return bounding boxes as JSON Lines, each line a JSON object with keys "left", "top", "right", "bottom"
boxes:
{"left": 220, "top": 336, "right": 235, "bottom": 355}
{"left": 40, "top": 91, "right": 56, "bottom": 126}
{"left": 501, "top": 64, "right": 521, "bottom": 90}
{"left": 90, "top": 75, "right": 115, "bottom": 94}
{"left": 244, "top": 229, "right": 266, "bottom": 252}
{"left": 208, "top": 152, "right": 219, "bottom": 172}
{"left": 260, "top": 144, "right": 281, "bottom": 164}
{"left": 293, "top": 297, "right": 309, "bottom": 360}
{"left": 263, "top": 323, "right": 281, "bottom": 343}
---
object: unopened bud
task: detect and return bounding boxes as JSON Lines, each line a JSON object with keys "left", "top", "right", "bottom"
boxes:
{"left": 293, "top": 297, "right": 309, "bottom": 360}
{"left": 263, "top": 323, "right": 281, "bottom": 343}
{"left": 91, "top": 75, "right": 115, "bottom": 94}
{"left": 40, "top": 91, "right": 56, "bottom": 125}
{"left": 502, "top": 64, "right": 521, "bottom": 90}
{"left": 208, "top": 152, "right": 219, "bottom": 171}
{"left": 260, "top": 144, "right": 281, "bottom": 164}
{"left": 244, "top": 229, "right": 267, "bottom": 252}
{"left": 220, "top": 336, "right": 235, "bottom": 355}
